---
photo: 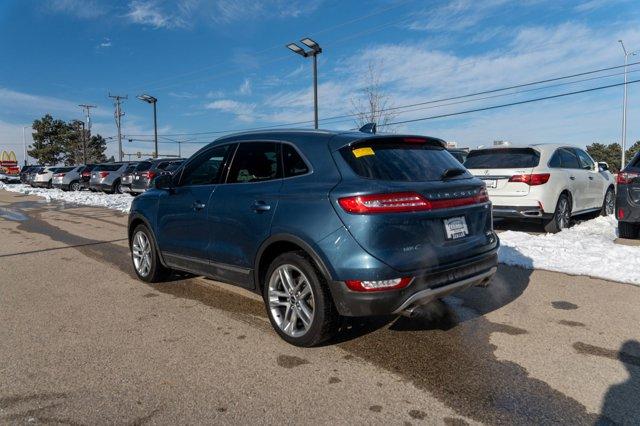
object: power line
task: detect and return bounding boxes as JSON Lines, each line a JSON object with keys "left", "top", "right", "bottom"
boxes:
{"left": 123, "top": 61, "right": 640, "bottom": 138}
{"left": 379, "top": 79, "right": 640, "bottom": 128}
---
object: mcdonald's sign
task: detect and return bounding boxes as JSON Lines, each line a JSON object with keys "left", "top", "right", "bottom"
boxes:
{"left": 0, "top": 150, "right": 20, "bottom": 174}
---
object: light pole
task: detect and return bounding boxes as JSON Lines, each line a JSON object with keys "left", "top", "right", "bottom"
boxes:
{"left": 286, "top": 38, "right": 322, "bottom": 129}
{"left": 22, "top": 126, "right": 29, "bottom": 166}
{"left": 137, "top": 94, "right": 158, "bottom": 158}
{"left": 618, "top": 40, "right": 639, "bottom": 168}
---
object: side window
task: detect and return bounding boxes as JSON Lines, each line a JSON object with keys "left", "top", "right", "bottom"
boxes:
{"left": 282, "top": 144, "right": 309, "bottom": 177}
{"left": 549, "top": 151, "right": 562, "bottom": 168}
{"left": 156, "top": 162, "right": 169, "bottom": 170}
{"left": 181, "top": 144, "right": 233, "bottom": 186}
{"left": 227, "top": 142, "right": 281, "bottom": 183}
{"left": 573, "top": 149, "right": 595, "bottom": 170}
{"left": 558, "top": 148, "right": 580, "bottom": 169}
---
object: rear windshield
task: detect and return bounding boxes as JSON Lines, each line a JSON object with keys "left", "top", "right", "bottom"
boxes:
{"left": 339, "top": 139, "right": 464, "bottom": 182}
{"left": 95, "top": 164, "right": 122, "bottom": 172}
{"left": 464, "top": 148, "right": 540, "bottom": 169}
{"left": 135, "top": 161, "right": 152, "bottom": 172}
{"left": 124, "top": 164, "right": 137, "bottom": 173}
{"left": 57, "top": 167, "right": 75, "bottom": 172}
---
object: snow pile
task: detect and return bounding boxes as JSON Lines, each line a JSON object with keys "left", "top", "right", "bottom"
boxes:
{"left": 0, "top": 183, "right": 133, "bottom": 213}
{"left": 499, "top": 215, "right": 640, "bottom": 285}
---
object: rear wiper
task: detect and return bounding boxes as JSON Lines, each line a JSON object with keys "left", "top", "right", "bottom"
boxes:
{"left": 441, "top": 168, "right": 467, "bottom": 180}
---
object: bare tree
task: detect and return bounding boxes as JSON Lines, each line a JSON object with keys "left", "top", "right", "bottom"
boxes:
{"left": 350, "top": 61, "right": 397, "bottom": 131}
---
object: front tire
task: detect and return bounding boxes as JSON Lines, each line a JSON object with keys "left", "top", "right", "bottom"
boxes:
{"left": 130, "top": 224, "right": 171, "bottom": 282}
{"left": 544, "top": 193, "right": 571, "bottom": 233}
{"left": 618, "top": 222, "right": 640, "bottom": 239}
{"left": 263, "top": 252, "right": 339, "bottom": 347}
{"left": 601, "top": 187, "right": 615, "bottom": 216}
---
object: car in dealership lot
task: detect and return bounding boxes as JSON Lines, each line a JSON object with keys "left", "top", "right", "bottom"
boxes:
{"left": 447, "top": 148, "right": 469, "bottom": 164}
{"left": 0, "top": 171, "right": 21, "bottom": 183}
{"left": 89, "top": 162, "right": 137, "bottom": 194}
{"left": 464, "top": 144, "right": 615, "bottom": 233}
{"left": 52, "top": 165, "right": 91, "bottom": 191}
{"left": 20, "top": 165, "right": 38, "bottom": 183}
{"left": 128, "top": 129, "right": 499, "bottom": 346}
{"left": 23, "top": 165, "right": 43, "bottom": 184}
{"left": 127, "top": 158, "right": 184, "bottom": 195}
{"left": 78, "top": 164, "right": 96, "bottom": 190}
{"left": 33, "top": 166, "right": 75, "bottom": 188}
{"left": 616, "top": 152, "right": 640, "bottom": 239}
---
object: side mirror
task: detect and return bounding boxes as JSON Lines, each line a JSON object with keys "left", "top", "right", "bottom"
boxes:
{"left": 154, "top": 174, "right": 174, "bottom": 191}
{"left": 598, "top": 162, "right": 609, "bottom": 172}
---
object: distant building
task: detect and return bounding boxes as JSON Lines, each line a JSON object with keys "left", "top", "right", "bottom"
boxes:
{"left": 446, "top": 141, "right": 458, "bottom": 148}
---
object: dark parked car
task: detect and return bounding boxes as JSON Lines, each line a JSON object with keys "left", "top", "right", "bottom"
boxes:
{"left": 127, "top": 158, "right": 184, "bottom": 195}
{"left": 20, "top": 165, "right": 40, "bottom": 183}
{"left": 128, "top": 130, "right": 499, "bottom": 346}
{"left": 616, "top": 153, "right": 640, "bottom": 238}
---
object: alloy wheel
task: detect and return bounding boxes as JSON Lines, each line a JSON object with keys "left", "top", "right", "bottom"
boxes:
{"left": 267, "top": 264, "right": 315, "bottom": 338}
{"left": 605, "top": 190, "right": 615, "bottom": 215}
{"left": 132, "top": 231, "right": 152, "bottom": 277}
{"left": 557, "top": 198, "right": 570, "bottom": 230}
{"left": 71, "top": 181, "right": 81, "bottom": 191}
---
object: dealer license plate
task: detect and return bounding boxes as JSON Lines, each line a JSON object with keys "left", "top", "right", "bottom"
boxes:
{"left": 482, "top": 178, "right": 497, "bottom": 188}
{"left": 444, "top": 216, "right": 469, "bottom": 240}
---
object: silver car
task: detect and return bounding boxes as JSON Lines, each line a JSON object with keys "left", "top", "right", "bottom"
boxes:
{"left": 89, "top": 162, "right": 138, "bottom": 194}
{"left": 33, "top": 166, "right": 74, "bottom": 188}
{"left": 52, "top": 165, "right": 86, "bottom": 191}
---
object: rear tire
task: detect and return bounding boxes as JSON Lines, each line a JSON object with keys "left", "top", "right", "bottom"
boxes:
{"left": 544, "top": 193, "right": 571, "bottom": 233}
{"left": 130, "top": 224, "right": 171, "bottom": 283}
{"left": 70, "top": 181, "right": 81, "bottom": 192}
{"left": 618, "top": 222, "right": 640, "bottom": 239}
{"left": 263, "top": 252, "right": 339, "bottom": 347}
{"left": 113, "top": 180, "right": 123, "bottom": 194}
{"left": 601, "top": 187, "right": 615, "bottom": 216}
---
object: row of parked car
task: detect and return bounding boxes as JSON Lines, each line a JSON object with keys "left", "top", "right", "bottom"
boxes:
{"left": 19, "top": 158, "right": 185, "bottom": 195}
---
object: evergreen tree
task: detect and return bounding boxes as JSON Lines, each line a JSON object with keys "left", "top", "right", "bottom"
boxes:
{"left": 625, "top": 141, "right": 640, "bottom": 165}
{"left": 28, "top": 114, "right": 67, "bottom": 165}
{"left": 586, "top": 142, "right": 622, "bottom": 172}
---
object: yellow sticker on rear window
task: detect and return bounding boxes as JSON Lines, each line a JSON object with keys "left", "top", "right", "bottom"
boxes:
{"left": 352, "top": 147, "right": 375, "bottom": 158}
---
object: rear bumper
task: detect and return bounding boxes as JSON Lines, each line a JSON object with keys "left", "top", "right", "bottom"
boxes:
{"left": 32, "top": 181, "right": 51, "bottom": 187}
{"left": 493, "top": 205, "right": 552, "bottom": 219}
{"left": 328, "top": 250, "right": 499, "bottom": 317}
{"left": 616, "top": 192, "right": 640, "bottom": 223}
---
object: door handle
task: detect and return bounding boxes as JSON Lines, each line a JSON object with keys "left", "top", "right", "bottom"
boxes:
{"left": 192, "top": 201, "right": 206, "bottom": 211}
{"left": 570, "top": 176, "right": 576, "bottom": 180}
{"left": 588, "top": 176, "right": 594, "bottom": 180}
{"left": 251, "top": 201, "right": 271, "bottom": 212}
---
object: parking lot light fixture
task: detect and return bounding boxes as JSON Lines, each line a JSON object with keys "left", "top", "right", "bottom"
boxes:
{"left": 618, "top": 40, "right": 639, "bottom": 169}
{"left": 286, "top": 37, "right": 322, "bottom": 129}
{"left": 137, "top": 94, "right": 158, "bottom": 159}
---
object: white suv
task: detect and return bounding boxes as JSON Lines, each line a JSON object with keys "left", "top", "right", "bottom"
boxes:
{"left": 464, "top": 144, "right": 615, "bottom": 232}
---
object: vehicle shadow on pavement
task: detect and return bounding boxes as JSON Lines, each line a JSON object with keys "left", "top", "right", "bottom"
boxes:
{"left": 596, "top": 340, "right": 640, "bottom": 425}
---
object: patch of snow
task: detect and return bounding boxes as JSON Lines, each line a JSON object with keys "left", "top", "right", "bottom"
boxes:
{"left": 0, "top": 183, "right": 133, "bottom": 213}
{"left": 499, "top": 215, "right": 640, "bottom": 286}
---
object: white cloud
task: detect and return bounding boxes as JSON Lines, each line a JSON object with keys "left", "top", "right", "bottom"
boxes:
{"left": 205, "top": 99, "right": 256, "bottom": 122}
{"left": 238, "top": 78, "right": 252, "bottom": 96}
{"left": 98, "top": 37, "right": 112, "bottom": 48}
{"left": 126, "top": 0, "right": 186, "bottom": 29}
{"left": 0, "top": 87, "right": 110, "bottom": 119}
{"left": 168, "top": 91, "right": 197, "bottom": 99}
{"left": 46, "top": 0, "right": 108, "bottom": 19}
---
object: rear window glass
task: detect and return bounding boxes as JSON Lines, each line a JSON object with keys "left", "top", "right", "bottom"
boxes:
{"left": 339, "top": 140, "right": 464, "bottom": 182}
{"left": 135, "top": 162, "right": 152, "bottom": 171}
{"left": 95, "top": 164, "right": 122, "bottom": 171}
{"left": 125, "top": 164, "right": 137, "bottom": 173}
{"left": 464, "top": 148, "right": 540, "bottom": 169}
{"left": 58, "top": 167, "right": 74, "bottom": 172}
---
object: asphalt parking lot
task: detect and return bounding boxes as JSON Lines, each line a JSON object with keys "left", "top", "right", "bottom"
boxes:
{"left": 1, "top": 189, "right": 639, "bottom": 424}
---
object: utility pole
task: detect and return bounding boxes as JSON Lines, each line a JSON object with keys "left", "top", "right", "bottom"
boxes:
{"left": 22, "top": 126, "right": 29, "bottom": 166}
{"left": 79, "top": 104, "right": 96, "bottom": 165}
{"left": 618, "top": 40, "right": 639, "bottom": 169}
{"left": 109, "top": 94, "right": 127, "bottom": 162}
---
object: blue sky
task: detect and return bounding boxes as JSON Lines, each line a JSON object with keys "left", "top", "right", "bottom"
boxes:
{"left": 1, "top": 0, "right": 640, "bottom": 163}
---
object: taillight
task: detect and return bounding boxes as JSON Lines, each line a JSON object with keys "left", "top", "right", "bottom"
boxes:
{"left": 82, "top": 171, "right": 90, "bottom": 177}
{"left": 99, "top": 171, "right": 109, "bottom": 178}
{"left": 617, "top": 171, "right": 640, "bottom": 185}
{"left": 618, "top": 208, "right": 625, "bottom": 220}
{"left": 142, "top": 171, "right": 156, "bottom": 181}
{"left": 509, "top": 173, "right": 550, "bottom": 186}
{"left": 344, "top": 277, "right": 413, "bottom": 292}
{"left": 338, "top": 190, "right": 488, "bottom": 214}
{"left": 54, "top": 173, "right": 66, "bottom": 177}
